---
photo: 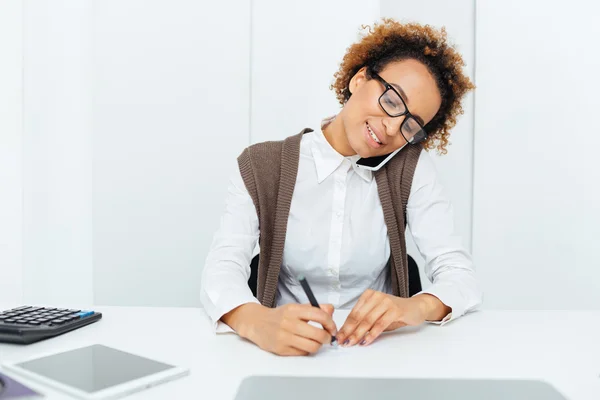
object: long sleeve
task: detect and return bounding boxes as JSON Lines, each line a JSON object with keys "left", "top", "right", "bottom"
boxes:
{"left": 200, "top": 166, "right": 261, "bottom": 333}
{"left": 407, "top": 151, "right": 483, "bottom": 324}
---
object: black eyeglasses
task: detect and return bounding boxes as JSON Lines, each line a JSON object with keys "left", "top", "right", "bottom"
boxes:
{"left": 371, "top": 71, "right": 428, "bottom": 145}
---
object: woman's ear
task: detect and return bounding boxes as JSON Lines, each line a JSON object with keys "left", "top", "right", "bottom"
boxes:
{"left": 348, "top": 66, "right": 368, "bottom": 95}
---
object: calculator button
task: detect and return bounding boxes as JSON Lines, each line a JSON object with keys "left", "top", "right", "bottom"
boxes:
{"left": 4, "top": 319, "right": 16, "bottom": 323}
{"left": 27, "top": 321, "right": 41, "bottom": 326}
{"left": 68, "top": 309, "right": 81, "bottom": 313}
{"left": 10, "top": 306, "right": 31, "bottom": 312}
{"left": 0, "top": 315, "right": 8, "bottom": 320}
{"left": 16, "top": 320, "right": 28, "bottom": 324}
{"left": 76, "top": 311, "right": 95, "bottom": 318}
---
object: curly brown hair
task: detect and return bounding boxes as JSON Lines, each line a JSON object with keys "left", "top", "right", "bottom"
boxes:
{"left": 331, "top": 18, "right": 475, "bottom": 154}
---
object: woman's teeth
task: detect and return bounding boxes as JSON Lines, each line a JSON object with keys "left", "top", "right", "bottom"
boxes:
{"left": 367, "top": 124, "right": 382, "bottom": 144}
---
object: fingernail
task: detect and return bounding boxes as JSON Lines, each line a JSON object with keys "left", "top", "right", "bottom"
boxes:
{"left": 360, "top": 339, "right": 367, "bottom": 346}
{"left": 343, "top": 339, "right": 350, "bottom": 346}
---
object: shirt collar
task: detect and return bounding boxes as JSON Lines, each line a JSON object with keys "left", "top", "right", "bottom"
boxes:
{"left": 310, "top": 116, "right": 373, "bottom": 184}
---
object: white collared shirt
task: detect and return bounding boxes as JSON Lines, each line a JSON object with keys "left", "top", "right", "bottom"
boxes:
{"left": 201, "top": 120, "right": 482, "bottom": 332}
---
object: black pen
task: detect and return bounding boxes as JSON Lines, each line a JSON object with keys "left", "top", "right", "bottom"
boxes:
{"left": 298, "top": 275, "right": 337, "bottom": 345}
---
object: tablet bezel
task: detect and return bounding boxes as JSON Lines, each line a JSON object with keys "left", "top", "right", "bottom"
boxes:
{"left": 1, "top": 345, "right": 189, "bottom": 400}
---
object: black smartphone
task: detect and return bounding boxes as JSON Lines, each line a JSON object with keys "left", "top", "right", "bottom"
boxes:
{"left": 355, "top": 144, "right": 406, "bottom": 171}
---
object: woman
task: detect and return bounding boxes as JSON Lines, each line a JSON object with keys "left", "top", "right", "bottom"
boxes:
{"left": 200, "top": 19, "right": 482, "bottom": 356}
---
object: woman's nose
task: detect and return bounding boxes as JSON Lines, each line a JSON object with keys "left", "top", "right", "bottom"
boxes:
{"left": 382, "top": 116, "right": 405, "bottom": 137}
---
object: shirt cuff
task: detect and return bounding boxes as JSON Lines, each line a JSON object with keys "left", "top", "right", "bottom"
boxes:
{"left": 206, "top": 292, "right": 260, "bottom": 334}
{"left": 215, "top": 320, "right": 236, "bottom": 334}
{"left": 415, "top": 283, "right": 467, "bottom": 326}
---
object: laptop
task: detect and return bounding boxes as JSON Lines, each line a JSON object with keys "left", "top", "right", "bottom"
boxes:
{"left": 233, "top": 376, "right": 568, "bottom": 400}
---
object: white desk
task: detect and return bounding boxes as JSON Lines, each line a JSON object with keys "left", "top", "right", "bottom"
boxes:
{"left": 1, "top": 307, "right": 600, "bottom": 399}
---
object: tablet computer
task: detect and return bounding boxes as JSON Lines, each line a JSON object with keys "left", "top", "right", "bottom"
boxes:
{"left": 1, "top": 344, "right": 189, "bottom": 400}
{"left": 234, "top": 376, "right": 568, "bottom": 400}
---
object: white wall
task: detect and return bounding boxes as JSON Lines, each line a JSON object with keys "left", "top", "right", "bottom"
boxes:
{"left": 10, "top": 0, "right": 598, "bottom": 309}
{"left": 380, "top": 0, "right": 476, "bottom": 289}
{"left": 91, "top": 0, "right": 251, "bottom": 306}
{"left": 6, "top": 0, "right": 479, "bottom": 307}
{"left": 0, "top": 0, "right": 23, "bottom": 305}
{"left": 251, "top": 0, "right": 380, "bottom": 142}
{"left": 473, "top": 0, "right": 600, "bottom": 309}
{"left": 21, "top": 0, "right": 94, "bottom": 306}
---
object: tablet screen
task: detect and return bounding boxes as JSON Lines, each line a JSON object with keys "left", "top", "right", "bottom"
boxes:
{"left": 14, "top": 345, "right": 175, "bottom": 394}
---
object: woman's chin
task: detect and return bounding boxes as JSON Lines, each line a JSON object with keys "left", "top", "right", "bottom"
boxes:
{"left": 352, "top": 146, "right": 370, "bottom": 159}
{"left": 356, "top": 144, "right": 381, "bottom": 159}
{"left": 348, "top": 137, "right": 371, "bottom": 158}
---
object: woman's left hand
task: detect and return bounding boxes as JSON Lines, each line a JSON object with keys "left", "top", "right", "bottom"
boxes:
{"left": 335, "top": 290, "right": 441, "bottom": 347}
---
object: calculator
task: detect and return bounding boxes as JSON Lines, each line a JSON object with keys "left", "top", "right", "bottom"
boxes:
{"left": 0, "top": 306, "right": 102, "bottom": 344}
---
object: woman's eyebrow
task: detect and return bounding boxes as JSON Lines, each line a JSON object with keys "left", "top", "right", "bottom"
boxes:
{"left": 390, "top": 82, "right": 425, "bottom": 125}
{"left": 390, "top": 82, "right": 409, "bottom": 104}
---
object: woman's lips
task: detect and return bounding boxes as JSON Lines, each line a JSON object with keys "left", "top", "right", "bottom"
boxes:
{"left": 364, "top": 123, "right": 383, "bottom": 149}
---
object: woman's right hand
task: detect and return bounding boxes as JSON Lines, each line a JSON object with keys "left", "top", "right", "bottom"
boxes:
{"left": 222, "top": 303, "right": 337, "bottom": 356}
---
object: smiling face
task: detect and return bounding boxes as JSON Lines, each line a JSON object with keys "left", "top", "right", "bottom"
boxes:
{"left": 337, "top": 59, "right": 443, "bottom": 158}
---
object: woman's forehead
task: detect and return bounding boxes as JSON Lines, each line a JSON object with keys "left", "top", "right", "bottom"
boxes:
{"left": 380, "top": 60, "right": 435, "bottom": 93}
{"left": 380, "top": 59, "right": 441, "bottom": 121}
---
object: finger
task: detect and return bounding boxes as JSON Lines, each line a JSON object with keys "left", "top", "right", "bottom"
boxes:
{"left": 336, "top": 291, "right": 375, "bottom": 344}
{"left": 350, "top": 289, "right": 376, "bottom": 316}
{"left": 337, "top": 291, "right": 378, "bottom": 344}
{"left": 289, "top": 319, "right": 332, "bottom": 345}
{"left": 279, "top": 347, "right": 310, "bottom": 357}
{"left": 320, "top": 304, "right": 334, "bottom": 316}
{"left": 270, "top": 330, "right": 310, "bottom": 356}
{"left": 361, "top": 310, "right": 397, "bottom": 346}
{"left": 289, "top": 334, "right": 324, "bottom": 354}
{"left": 347, "top": 302, "right": 389, "bottom": 346}
{"left": 294, "top": 305, "right": 338, "bottom": 337}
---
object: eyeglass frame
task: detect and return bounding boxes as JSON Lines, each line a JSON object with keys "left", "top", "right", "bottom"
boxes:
{"left": 369, "top": 70, "right": 428, "bottom": 145}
